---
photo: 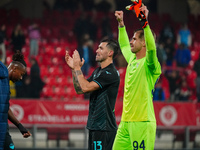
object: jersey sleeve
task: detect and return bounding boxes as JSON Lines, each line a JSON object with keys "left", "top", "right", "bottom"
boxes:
{"left": 118, "top": 26, "right": 133, "bottom": 63}
{"left": 144, "top": 25, "right": 161, "bottom": 75}
{"left": 0, "top": 61, "right": 8, "bottom": 78}
{"left": 93, "top": 70, "right": 119, "bottom": 89}
{"left": 87, "top": 74, "right": 93, "bottom": 82}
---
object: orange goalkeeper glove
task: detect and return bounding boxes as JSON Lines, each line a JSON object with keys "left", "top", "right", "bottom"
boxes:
{"left": 126, "top": 0, "right": 148, "bottom": 28}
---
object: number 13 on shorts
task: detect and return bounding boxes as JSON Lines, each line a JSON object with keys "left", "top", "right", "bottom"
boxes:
{"left": 93, "top": 141, "right": 102, "bottom": 150}
{"left": 133, "top": 140, "right": 145, "bottom": 150}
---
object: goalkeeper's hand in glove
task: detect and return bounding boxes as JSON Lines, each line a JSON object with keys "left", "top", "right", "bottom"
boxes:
{"left": 138, "top": 10, "right": 148, "bottom": 28}
{"left": 126, "top": 0, "right": 142, "bottom": 17}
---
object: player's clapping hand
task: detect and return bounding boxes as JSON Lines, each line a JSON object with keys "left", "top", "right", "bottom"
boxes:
{"left": 73, "top": 50, "right": 85, "bottom": 70}
{"left": 65, "top": 51, "right": 74, "bottom": 69}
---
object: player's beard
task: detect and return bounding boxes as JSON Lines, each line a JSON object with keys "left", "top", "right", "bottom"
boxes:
{"left": 131, "top": 45, "right": 142, "bottom": 53}
{"left": 96, "top": 55, "right": 105, "bottom": 62}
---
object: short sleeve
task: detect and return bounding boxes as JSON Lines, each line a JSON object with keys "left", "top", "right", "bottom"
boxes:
{"left": 87, "top": 74, "right": 93, "bottom": 82}
{"left": 93, "top": 70, "right": 119, "bottom": 89}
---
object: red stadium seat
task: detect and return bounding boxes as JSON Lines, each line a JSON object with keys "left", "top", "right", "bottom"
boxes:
{"left": 51, "top": 86, "right": 63, "bottom": 99}
{"left": 46, "top": 77, "right": 59, "bottom": 87}
{"left": 43, "top": 76, "right": 53, "bottom": 86}
{"left": 21, "top": 46, "right": 29, "bottom": 57}
{"left": 65, "top": 86, "right": 77, "bottom": 99}
{"left": 51, "top": 56, "right": 65, "bottom": 65}
{"left": 119, "top": 78, "right": 125, "bottom": 88}
{"left": 55, "top": 86, "right": 68, "bottom": 99}
{"left": 44, "top": 46, "right": 55, "bottom": 56}
{"left": 48, "top": 66, "right": 59, "bottom": 76}
{"left": 193, "top": 41, "right": 200, "bottom": 49}
{"left": 40, "top": 27, "right": 51, "bottom": 38}
{"left": 117, "top": 87, "right": 124, "bottom": 101}
{"left": 118, "top": 67, "right": 126, "bottom": 79}
{"left": 51, "top": 28, "right": 60, "bottom": 38}
{"left": 40, "top": 66, "right": 50, "bottom": 78}
{"left": 41, "top": 56, "right": 53, "bottom": 66}
{"left": 41, "top": 85, "right": 54, "bottom": 98}
{"left": 186, "top": 70, "right": 197, "bottom": 89}
{"left": 188, "top": 60, "right": 194, "bottom": 69}
{"left": 62, "top": 66, "right": 72, "bottom": 77}
{"left": 6, "top": 55, "right": 12, "bottom": 65}
{"left": 161, "top": 75, "right": 170, "bottom": 100}
{"left": 191, "top": 51, "right": 199, "bottom": 61}
{"left": 55, "top": 47, "right": 66, "bottom": 57}
{"left": 57, "top": 76, "right": 70, "bottom": 87}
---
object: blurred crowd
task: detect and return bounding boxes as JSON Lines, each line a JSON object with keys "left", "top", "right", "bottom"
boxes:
{"left": 153, "top": 22, "right": 200, "bottom": 103}
{"left": 0, "top": 0, "right": 199, "bottom": 102}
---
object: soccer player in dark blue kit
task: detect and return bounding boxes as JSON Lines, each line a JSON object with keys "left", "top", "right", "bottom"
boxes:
{"left": 65, "top": 39, "right": 120, "bottom": 150}
{"left": 0, "top": 52, "right": 10, "bottom": 150}
{"left": 1, "top": 51, "right": 31, "bottom": 150}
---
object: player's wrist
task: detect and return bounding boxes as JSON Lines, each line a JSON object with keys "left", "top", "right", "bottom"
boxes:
{"left": 138, "top": 11, "right": 148, "bottom": 28}
{"left": 17, "top": 123, "right": 28, "bottom": 135}
{"left": 140, "top": 20, "right": 148, "bottom": 28}
{"left": 118, "top": 21, "right": 125, "bottom": 27}
{"left": 74, "top": 67, "right": 81, "bottom": 71}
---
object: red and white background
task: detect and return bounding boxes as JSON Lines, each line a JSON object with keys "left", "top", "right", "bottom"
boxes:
{"left": 9, "top": 99, "right": 200, "bottom": 126}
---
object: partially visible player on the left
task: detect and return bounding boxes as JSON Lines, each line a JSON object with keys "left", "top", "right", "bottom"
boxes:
{"left": 0, "top": 50, "right": 31, "bottom": 150}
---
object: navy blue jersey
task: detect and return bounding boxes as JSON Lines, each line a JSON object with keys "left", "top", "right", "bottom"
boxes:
{"left": 87, "top": 63, "right": 120, "bottom": 131}
{"left": 0, "top": 61, "right": 10, "bottom": 150}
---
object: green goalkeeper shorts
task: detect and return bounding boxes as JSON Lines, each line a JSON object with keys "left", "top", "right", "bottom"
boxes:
{"left": 113, "top": 121, "right": 156, "bottom": 150}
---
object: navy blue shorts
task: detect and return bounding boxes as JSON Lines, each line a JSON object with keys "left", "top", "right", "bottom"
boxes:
{"left": 4, "top": 131, "right": 15, "bottom": 150}
{"left": 88, "top": 130, "right": 116, "bottom": 150}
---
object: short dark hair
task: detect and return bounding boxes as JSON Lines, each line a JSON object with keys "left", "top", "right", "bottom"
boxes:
{"left": 134, "top": 28, "right": 156, "bottom": 40}
{"left": 12, "top": 50, "right": 27, "bottom": 67}
{"left": 134, "top": 28, "right": 144, "bottom": 40}
{"left": 101, "top": 38, "right": 120, "bottom": 58}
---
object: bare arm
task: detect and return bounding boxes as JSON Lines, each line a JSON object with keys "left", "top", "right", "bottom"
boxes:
{"left": 8, "top": 107, "right": 19, "bottom": 126}
{"left": 72, "top": 70, "right": 84, "bottom": 94}
{"left": 65, "top": 51, "right": 83, "bottom": 94}
{"left": 8, "top": 108, "right": 31, "bottom": 138}
{"left": 115, "top": 10, "right": 132, "bottom": 62}
{"left": 74, "top": 69, "right": 100, "bottom": 93}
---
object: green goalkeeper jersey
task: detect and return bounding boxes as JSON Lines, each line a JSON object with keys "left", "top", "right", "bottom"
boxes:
{"left": 119, "top": 25, "right": 161, "bottom": 122}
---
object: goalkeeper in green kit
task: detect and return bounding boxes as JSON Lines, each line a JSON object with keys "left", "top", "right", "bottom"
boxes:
{"left": 113, "top": 1, "right": 161, "bottom": 150}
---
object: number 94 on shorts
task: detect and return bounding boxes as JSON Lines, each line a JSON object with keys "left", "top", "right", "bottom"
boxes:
{"left": 113, "top": 121, "right": 156, "bottom": 150}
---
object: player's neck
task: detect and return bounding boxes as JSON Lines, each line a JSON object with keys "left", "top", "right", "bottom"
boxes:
{"left": 100, "top": 59, "right": 113, "bottom": 69}
{"left": 135, "top": 48, "right": 146, "bottom": 60}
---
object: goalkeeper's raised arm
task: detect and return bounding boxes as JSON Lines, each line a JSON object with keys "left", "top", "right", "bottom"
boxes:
{"left": 141, "top": 5, "right": 161, "bottom": 73}
{"left": 115, "top": 11, "right": 132, "bottom": 63}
